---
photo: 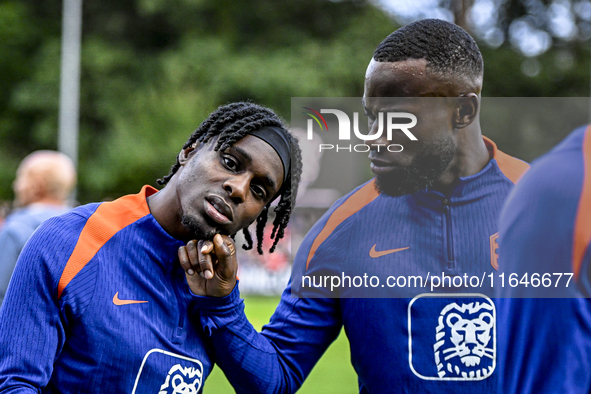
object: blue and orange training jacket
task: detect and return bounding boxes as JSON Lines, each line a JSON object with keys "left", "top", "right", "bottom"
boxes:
{"left": 0, "top": 186, "right": 211, "bottom": 393}
{"left": 497, "top": 125, "right": 591, "bottom": 394}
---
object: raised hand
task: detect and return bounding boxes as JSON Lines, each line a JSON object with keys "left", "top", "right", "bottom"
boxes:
{"left": 178, "top": 234, "right": 238, "bottom": 297}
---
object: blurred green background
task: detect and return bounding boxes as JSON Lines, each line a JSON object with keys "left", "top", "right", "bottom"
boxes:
{"left": 1, "top": 0, "right": 590, "bottom": 203}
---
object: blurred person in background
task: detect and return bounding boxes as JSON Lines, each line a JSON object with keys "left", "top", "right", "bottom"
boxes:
{"left": 0, "top": 102, "right": 302, "bottom": 393}
{"left": 0, "top": 201, "right": 12, "bottom": 229}
{"left": 0, "top": 150, "right": 76, "bottom": 305}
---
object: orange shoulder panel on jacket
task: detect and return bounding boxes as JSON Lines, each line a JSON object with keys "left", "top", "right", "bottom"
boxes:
{"left": 573, "top": 126, "right": 591, "bottom": 280}
{"left": 484, "top": 136, "right": 530, "bottom": 184}
{"left": 57, "top": 185, "right": 157, "bottom": 299}
{"left": 306, "top": 180, "right": 379, "bottom": 270}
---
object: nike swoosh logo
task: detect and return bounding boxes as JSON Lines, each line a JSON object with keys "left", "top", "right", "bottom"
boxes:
{"left": 112, "top": 292, "right": 148, "bottom": 306}
{"left": 369, "top": 244, "right": 409, "bottom": 258}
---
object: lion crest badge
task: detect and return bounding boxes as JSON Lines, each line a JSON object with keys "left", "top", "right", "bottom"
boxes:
{"left": 133, "top": 349, "right": 204, "bottom": 394}
{"left": 408, "top": 294, "right": 496, "bottom": 381}
{"left": 158, "top": 364, "right": 202, "bottom": 394}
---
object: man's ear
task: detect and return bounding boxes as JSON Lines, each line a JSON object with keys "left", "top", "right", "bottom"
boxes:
{"left": 178, "top": 143, "right": 198, "bottom": 166}
{"left": 28, "top": 178, "right": 46, "bottom": 201}
{"left": 454, "top": 93, "right": 479, "bottom": 129}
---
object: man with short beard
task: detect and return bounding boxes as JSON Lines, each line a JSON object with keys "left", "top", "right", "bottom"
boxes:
{"left": 180, "top": 19, "right": 528, "bottom": 393}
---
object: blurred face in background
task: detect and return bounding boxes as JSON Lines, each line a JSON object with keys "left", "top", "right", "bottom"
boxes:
{"left": 13, "top": 160, "right": 41, "bottom": 207}
{"left": 12, "top": 151, "right": 76, "bottom": 208}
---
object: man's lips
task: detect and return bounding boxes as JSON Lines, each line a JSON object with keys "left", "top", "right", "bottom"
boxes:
{"left": 370, "top": 159, "right": 397, "bottom": 175}
{"left": 204, "top": 195, "right": 233, "bottom": 224}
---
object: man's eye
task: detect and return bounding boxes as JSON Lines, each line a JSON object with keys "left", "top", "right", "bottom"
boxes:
{"left": 251, "top": 185, "right": 266, "bottom": 199}
{"left": 222, "top": 156, "right": 238, "bottom": 171}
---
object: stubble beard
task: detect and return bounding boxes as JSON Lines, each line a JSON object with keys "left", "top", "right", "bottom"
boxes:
{"left": 374, "top": 135, "right": 457, "bottom": 197}
{"left": 181, "top": 214, "right": 217, "bottom": 241}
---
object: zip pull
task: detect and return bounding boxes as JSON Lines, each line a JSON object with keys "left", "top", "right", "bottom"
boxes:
{"left": 441, "top": 198, "right": 454, "bottom": 268}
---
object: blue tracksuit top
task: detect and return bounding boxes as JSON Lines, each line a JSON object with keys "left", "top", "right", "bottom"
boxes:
{"left": 497, "top": 125, "right": 591, "bottom": 393}
{"left": 0, "top": 186, "right": 212, "bottom": 393}
{"left": 193, "top": 137, "right": 529, "bottom": 393}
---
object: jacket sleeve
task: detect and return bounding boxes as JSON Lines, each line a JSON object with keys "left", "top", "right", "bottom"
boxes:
{"left": 0, "top": 216, "right": 78, "bottom": 392}
{"left": 192, "top": 281, "right": 342, "bottom": 393}
{"left": 192, "top": 214, "right": 351, "bottom": 392}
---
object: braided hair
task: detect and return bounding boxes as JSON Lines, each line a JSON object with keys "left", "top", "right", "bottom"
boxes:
{"left": 158, "top": 102, "right": 303, "bottom": 254}
{"left": 373, "top": 19, "right": 483, "bottom": 80}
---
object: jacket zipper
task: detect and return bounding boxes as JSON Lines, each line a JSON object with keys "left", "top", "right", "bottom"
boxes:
{"left": 442, "top": 198, "right": 454, "bottom": 269}
{"left": 172, "top": 270, "right": 186, "bottom": 344}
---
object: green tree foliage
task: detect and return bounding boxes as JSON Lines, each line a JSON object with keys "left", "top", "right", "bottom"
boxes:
{"left": 0, "top": 0, "right": 397, "bottom": 203}
{"left": 0, "top": 0, "right": 588, "bottom": 203}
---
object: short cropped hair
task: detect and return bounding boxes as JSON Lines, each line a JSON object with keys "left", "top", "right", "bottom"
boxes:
{"left": 373, "top": 19, "right": 483, "bottom": 79}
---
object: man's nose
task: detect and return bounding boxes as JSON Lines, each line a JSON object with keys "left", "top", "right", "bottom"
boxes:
{"left": 223, "top": 174, "right": 250, "bottom": 203}
{"left": 363, "top": 116, "right": 388, "bottom": 148}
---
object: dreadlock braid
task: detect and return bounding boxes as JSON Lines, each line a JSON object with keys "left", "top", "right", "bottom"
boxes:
{"left": 158, "top": 101, "right": 303, "bottom": 255}
{"left": 241, "top": 227, "right": 254, "bottom": 251}
{"left": 255, "top": 207, "right": 269, "bottom": 255}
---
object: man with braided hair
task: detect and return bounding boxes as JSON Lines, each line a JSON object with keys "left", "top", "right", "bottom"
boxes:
{"left": 179, "top": 19, "right": 528, "bottom": 393}
{"left": 0, "top": 102, "right": 302, "bottom": 393}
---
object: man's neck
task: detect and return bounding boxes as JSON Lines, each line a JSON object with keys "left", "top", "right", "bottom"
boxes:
{"left": 146, "top": 180, "right": 189, "bottom": 241}
{"left": 433, "top": 133, "right": 490, "bottom": 196}
{"left": 25, "top": 197, "right": 67, "bottom": 208}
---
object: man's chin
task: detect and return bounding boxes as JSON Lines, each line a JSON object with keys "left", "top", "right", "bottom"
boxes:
{"left": 181, "top": 215, "right": 217, "bottom": 241}
{"left": 375, "top": 170, "right": 432, "bottom": 197}
{"left": 374, "top": 135, "right": 457, "bottom": 197}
